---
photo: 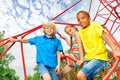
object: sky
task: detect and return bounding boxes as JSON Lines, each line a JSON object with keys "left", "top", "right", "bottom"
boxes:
{"left": 0, "top": 0, "right": 120, "bottom": 80}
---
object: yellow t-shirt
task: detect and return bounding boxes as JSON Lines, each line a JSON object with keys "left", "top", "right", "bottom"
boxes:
{"left": 79, "top": 21, "right": 108, "bottom": 61}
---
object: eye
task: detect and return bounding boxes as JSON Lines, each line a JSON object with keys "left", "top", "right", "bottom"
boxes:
{"left": 77, "top": 18, "right": 80, "bottom": 21}
{"left": 66, "top": 31, "right": 69, "bottom": 35}
{"left": 82, "top": 16, "right": 85, "bottom": 19}
{"left": 66, "top": 32, "right": 69, "bottom": 34}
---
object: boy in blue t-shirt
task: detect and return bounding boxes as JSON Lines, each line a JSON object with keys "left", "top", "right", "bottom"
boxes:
{"left": 9, "top": 22, "right": 63, "bottom": 80}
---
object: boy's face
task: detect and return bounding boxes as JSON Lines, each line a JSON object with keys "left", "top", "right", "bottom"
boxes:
{"left": 44, "top": 27, "right": 54, "bottom": 36}
{"left": 77, "top": 13, "right": 90, "bottom": 28}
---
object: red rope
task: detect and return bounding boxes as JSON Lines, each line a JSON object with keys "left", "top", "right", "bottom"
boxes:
{"left": 54, "top": 22, "right": 79, "bottom": 26}
{"left": 109, "top": 18, "right": 117, "bottom": 32}
{"left": 88, "top": 0, "right": 92, "bottom": 13}
{"left": 0, "top": 38, "right": 9, "bottom": 42}
{"left": 51, "top": 0, "right": 82, "bottom": 20}
{"left": 103, "top": 58, "right": 120, "bottom": 80}
{"left": 104, "top": 26, "right": 120, "bottom": 48}
{"left": 20, "top": 42, "right": 27, "bottom": 80}
{"left": 0, "top": 40, "right": 9, "bottom": 47}
{"left": 99, "top": 0, "right": 119, "bottom": 19}
{"left": 0, "top": 42, "right": 15, "bottom": 59}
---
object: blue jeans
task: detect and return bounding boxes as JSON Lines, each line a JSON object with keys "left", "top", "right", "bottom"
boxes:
{"left": 80, "top": 59, "right": 107, "bottom": 80}
{"left": 37, "top": 62, "right": 58, "bottom": 80}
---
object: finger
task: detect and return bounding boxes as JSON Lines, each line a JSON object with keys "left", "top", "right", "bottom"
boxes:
{"left": 55, "top": 68, "right": 57, "bottom": 72}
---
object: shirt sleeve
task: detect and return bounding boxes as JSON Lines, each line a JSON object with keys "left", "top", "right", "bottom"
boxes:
{"left": 57, "top": 39, "right": 63, "bottom": 52}
{"left": 28, "top": 37, "right": 37, "bottom": 45}
{"left": 93, "top": 21, "right": 105, "bottom": 36}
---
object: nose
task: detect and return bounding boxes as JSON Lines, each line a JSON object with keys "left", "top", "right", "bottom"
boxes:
{"left": 78, "top": 20, "right": 82, "bottom": 24}
{"left": 68, "top": 32, "right": 73, "bottom": 36}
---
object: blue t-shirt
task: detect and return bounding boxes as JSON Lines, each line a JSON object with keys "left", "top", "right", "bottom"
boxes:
{"left": 28, "top": 34, "right": 63, "bottom": 68}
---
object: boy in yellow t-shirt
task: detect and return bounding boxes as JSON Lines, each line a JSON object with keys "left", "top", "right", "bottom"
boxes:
{"left": 76, "top": 10, "right": 120, "bottom": 80}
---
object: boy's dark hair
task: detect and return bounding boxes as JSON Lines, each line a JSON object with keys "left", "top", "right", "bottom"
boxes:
{"left": 76, "top": 10, "right": 90, "bottom": 18}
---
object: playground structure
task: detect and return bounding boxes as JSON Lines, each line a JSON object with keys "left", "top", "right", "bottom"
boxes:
{"left": 0, "top": 0, "right": 120, "bottom": 80}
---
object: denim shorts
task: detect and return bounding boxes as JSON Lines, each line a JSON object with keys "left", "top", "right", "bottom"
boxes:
{"left": 37, "top": 62, "right": 58, "bottom": 80}
{"left": 80, "top": 59, "right": 107, "bottom": 80}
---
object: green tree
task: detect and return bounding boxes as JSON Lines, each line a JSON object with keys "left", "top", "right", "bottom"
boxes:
{"left": 0, "top": 31, "right": 19, "bottom": 80}
{"left": 27, "top": 66, "right": 42, "bottom": 80}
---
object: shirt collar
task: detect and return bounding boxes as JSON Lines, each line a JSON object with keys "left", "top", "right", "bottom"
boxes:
{"left": 43, "top": 34, "right": 56, "bottom": 39}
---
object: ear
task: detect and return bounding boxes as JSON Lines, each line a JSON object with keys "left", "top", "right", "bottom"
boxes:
{"left": 43, "top": 28, "right": 46, "bottom": 33}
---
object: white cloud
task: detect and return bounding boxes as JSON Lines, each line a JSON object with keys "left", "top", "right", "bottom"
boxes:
{"left": 18, "top": 0, "right": 29, "bottom": 8}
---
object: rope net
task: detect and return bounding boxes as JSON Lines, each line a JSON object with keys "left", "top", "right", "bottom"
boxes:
{"left": 0, "top": 0, "right": 120, "bottom": 80}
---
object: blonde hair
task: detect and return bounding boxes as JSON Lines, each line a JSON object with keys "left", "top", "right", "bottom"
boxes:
{"left": 42, "top": 21, "right": 57, "bottom": 34}
{"left": 64, "top": 25, "right": 78, "bottom": 33}
{"left": 64, "top": 25, "right": 78, "bottom": 50}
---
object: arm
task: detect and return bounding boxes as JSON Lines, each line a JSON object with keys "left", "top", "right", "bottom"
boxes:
{"left": 75, "top": 31, "right": 84, "bottom": 64}
{"left": 55, "top": 51, "right": 61, "bottom": 74}
{"left": 102, "top": 31, "right": 120, "bottom": 57}
{"left": 61, "top": 35, "right": 70, "bottom": 46}
{"left": 9, "top": 38, "right": 29, "bottom": 43}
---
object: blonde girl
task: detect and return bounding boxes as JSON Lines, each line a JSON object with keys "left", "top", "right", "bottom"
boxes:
{"left": 60, "top": 25, "right": 84, "bottom": 80}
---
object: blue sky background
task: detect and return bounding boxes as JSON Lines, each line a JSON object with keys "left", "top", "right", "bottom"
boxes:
{"left": 0, "top": 0, "right": 119, "bottom": 80}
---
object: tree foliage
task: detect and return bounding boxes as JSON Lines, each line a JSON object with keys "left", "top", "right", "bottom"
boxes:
{"left": 0, "top": 31, "right": 19, "bottom": 80}
{"left": 27, "top": 66, "right": 42, "bottom": 80}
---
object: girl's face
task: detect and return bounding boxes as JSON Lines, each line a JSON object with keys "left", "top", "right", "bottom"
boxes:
{"left": 77, "top": 12, "right": 90, "bottom": 28}
{"left": 65, "top": 27, "right": 76, "bottom": 37}
{"left": 44, "top": 27, "right": 54, "bottom": 36}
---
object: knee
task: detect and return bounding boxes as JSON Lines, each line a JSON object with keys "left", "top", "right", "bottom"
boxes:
{"left": 77, "top": 71, "right": 87, "bottom": 80}
{"left": 43, "top": 77, "right": 51, "bottom": 80}
{"left": 59, "top": 72, "right": 64, "bottom": 79}
{"left": 42, "top": 73, "right": 51, "bottom": 80}
{"left": 77, "top": 72, "right": 81, "bottom": 80}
